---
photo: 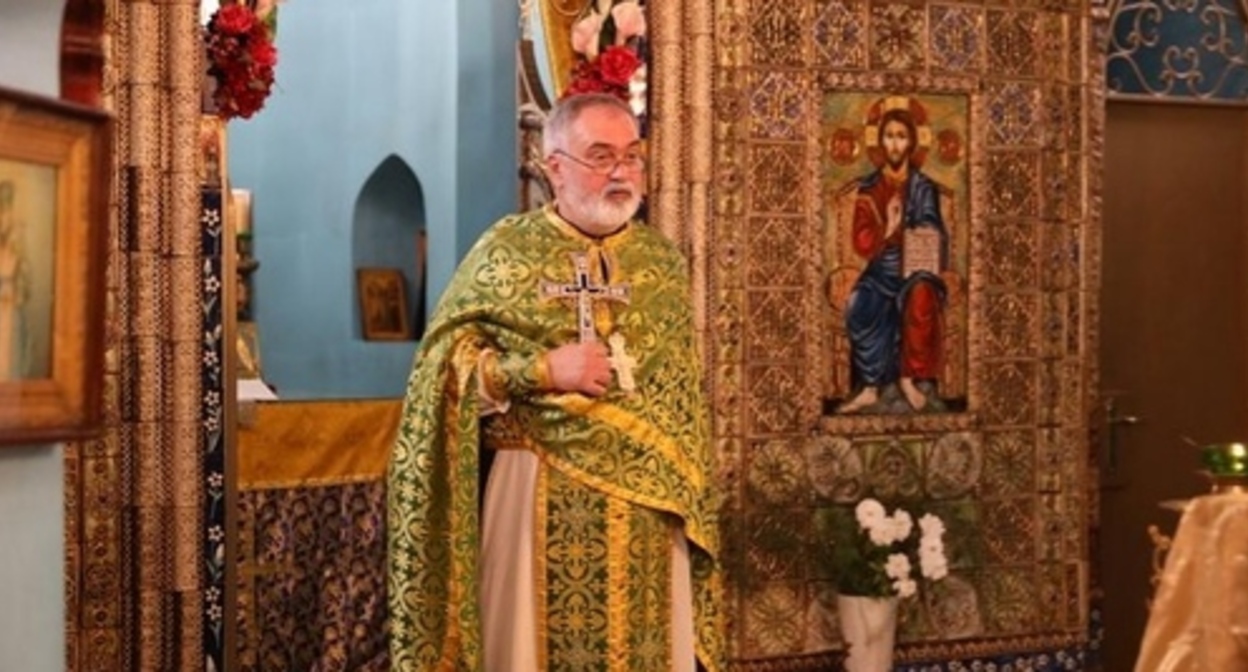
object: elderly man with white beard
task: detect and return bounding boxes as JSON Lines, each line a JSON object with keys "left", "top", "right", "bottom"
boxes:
{"left": 387, "top": 93, "right": 725, "bottom": 672}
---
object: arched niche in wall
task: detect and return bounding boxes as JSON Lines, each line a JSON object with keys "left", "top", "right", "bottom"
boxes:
{"left": 351, "top": 154, "right": 427, "bottom": 340}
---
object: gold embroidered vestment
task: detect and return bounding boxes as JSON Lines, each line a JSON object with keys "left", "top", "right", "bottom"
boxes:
{"left": 386, "top": 206, "right": 724, "bottom": 671}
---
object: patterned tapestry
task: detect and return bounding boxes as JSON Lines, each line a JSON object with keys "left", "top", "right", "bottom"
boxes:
{"left": 691, "top": 0, "right": 1104, "bottom": 667}
{"left": 234, "top": 399, "right": 399, "bottom": 672}
{"left": 236, "top": 482, "right": 389, "bottom": 672}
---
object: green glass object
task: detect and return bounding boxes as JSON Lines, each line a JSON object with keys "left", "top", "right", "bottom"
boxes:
{"left": 1200, "top": 442, "right": 1248, "bottom": 477}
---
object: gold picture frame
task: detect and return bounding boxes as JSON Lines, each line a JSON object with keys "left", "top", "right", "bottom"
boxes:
{"left": 0, "top": 86, "right": 110, "bottom": 445}
{"left": 357, "top": 267, "right": 411, "bottom": 341}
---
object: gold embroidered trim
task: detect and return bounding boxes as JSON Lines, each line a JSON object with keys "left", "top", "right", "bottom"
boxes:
{"left": 437, "top": 374, "right": 464, "bottom": 670}
{"left": 535, "top": 462, "right": 550, "bottom": 672}
{"left": 607, "top": 496, "right": 630, "bottom": 672}
{"left": 438, "top": 339, "right": 480, "bottom": 670}
{"left": 478, "top": 348, "right": 509, "bottom": 407}
{"left": 534, "top": 351, "right": 553, "bottom": 390}
{"left": 498, "top": 349, "right": 552, "bottom": 396}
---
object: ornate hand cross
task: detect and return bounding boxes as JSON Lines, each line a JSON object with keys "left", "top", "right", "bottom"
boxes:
{"left": 541, "top": 251, "right": 638, "bottom": 393}
{"left": 540, "top": 251, "right": 630, "bottom": 344}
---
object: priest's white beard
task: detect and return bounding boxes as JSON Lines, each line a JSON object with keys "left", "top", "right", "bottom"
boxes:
{"left": 561, "top": 178, "right": 641, "bottom": 234}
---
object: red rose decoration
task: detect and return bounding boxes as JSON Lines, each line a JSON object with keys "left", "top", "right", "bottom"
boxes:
{"left": 250, "top": 39, "right": 277, "bottom": 68}
{"left": 214, "top": 5, "right": 255, "bottom": 34}
{"left": 565, "top": 76, "right": 608, "bottom": 96}
{"left": 597, "top": 46, "right": 641, "bottom": 86}
{"left": 206, "top": 5, "right": 278, "bottom": 120}
{"left": 561, "top": 47, "right": 640, "bottom": 102}
{"left": 558, "top": 3, "right": 647, "bottom": 113}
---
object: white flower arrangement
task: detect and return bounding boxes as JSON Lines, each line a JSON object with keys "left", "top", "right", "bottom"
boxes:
{"left": 830, "top": 497, "right": 949, "bottom": 599}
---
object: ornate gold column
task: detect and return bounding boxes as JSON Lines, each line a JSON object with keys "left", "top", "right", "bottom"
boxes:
{"left": 68, "top": 1, "right": 206, "bottom": 670}
{"left": 648, "top": 0, "right": 685, "bottom": 248}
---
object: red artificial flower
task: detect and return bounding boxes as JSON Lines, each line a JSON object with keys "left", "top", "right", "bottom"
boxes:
{"left": 565, "top": 77, "right": 608, "bottom": 97}
{"left": 561, "top": 48, "right": 640, "bottom": 102}
{"left": 206, "top": 5, "right": 278, "bottom": 120}
{"left": 249, "top": 38, "right": 277, "bottom": 68}
{"left": 562, "top": 60, "right": 606, "bottom": 96}
{"left": 214, "top": 4, "right": 255, "bottom": 34}
{"left": 559, "top": 4, "right": 648, "bottom": 113}
{"left": 597, "top": 46, "right": 641, "bottom": 87}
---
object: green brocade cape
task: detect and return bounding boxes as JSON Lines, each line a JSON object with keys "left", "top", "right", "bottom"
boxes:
{"left": 387, "top": 206, "right": 724, "bottom": 671}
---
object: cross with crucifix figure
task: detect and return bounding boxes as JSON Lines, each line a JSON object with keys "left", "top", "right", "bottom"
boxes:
{"left": 540, "top": 251, "right": 637, "bottom": 391}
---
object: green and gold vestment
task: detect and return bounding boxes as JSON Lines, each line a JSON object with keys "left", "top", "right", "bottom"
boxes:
{"left": 386, "top": 205, "right": 724, "bottom": 671}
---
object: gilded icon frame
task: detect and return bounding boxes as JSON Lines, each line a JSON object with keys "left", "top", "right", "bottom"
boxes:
{"left": 0, "top": 86, "right": 110, "bottom": 446}
{"left": 356, "top": 267, "right": 411, "bottom": 341}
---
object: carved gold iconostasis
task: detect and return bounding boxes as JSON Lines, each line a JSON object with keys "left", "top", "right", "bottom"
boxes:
{"left": 62, "top": 2, "right": 210, "bottom": 670}
{"left": 645, "top": 0, "right": 1103, "bottom": 668}
{"left": 64, "top": 0, "right": 1106, "bottom": 669}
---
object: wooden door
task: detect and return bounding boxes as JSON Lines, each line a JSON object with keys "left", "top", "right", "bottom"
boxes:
{"left": 1098, "top": 101, "right": 1248, "bottom": 671}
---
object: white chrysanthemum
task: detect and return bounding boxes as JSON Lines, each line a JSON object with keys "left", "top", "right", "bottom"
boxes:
{"left": 884, "top": 553, "right": 912, "bottom": 580}
{"left": 890, "top": 509, "right": 914, "bottom": 542}
{"left": 893, "top": 578, "right": 918, "bottom": 598}
{"left": 868, "top": 523, "right": 894, "bottom": 547}
{"left": 919, "top": 546, "right": 949, "bottom": 580}
{"left": 918, "top": 513, "right": 946, "bottom": 538}
{"left": 856, "top": 498, "right": 886, "bottom": 531}
{"left": 627, "top": 64, "right": 648, "bottom": 117}
{"left": 923, "top": 559, "right": 949, "bottom": 581}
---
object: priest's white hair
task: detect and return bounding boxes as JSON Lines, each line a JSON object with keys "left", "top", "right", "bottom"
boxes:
{"left": 542, "top": 93, "right": 638, "bottom": 157}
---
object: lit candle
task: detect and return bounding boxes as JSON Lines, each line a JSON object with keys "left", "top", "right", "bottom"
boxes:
{"left": 231, "top": 188, "right": 253, "bottom": 236}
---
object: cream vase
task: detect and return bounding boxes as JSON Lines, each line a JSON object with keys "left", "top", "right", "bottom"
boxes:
{"left": 837, "top": 594, "right": 899, "bottom": 672}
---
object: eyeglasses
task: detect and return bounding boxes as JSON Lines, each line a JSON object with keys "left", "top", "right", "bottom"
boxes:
{"left": 552, "top": 149, "right": 646, "bottom": 175}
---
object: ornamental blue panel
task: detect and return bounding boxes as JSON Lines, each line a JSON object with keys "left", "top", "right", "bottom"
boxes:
{"left": 1108, "top": 0, "right": 1248, "bottom": 101}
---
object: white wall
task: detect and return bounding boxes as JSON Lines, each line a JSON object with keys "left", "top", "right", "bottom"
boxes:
{"left": 0, "top": 2, "right": 68, "bottom": 671}
{"left": 0, "top": 2, "right": 60, "bottom": 97}
{"left": 0, "top": 446, "right": 64, "bottom": 670}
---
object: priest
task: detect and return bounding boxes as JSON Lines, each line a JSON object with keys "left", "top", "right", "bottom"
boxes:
{"left": 387, "top": 93, "right": 724, "bottom": 672}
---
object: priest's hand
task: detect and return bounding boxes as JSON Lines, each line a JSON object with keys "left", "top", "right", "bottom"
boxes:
{"left": 546, "top": 341, "right": 613, "bottom": 397}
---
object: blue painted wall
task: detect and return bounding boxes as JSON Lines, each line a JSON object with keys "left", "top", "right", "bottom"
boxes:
{"left": 0, "top": 3, "right": 66, "bottom": 670}
{"left": 456, "top": 0, "right": 523, "bottom": 258}
{"left": 229, "top": 0, "right": 518, "bottom": 399}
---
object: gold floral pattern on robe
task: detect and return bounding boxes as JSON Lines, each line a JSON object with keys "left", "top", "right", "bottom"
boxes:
{"left": 387, "top": 206, "right": 724, "bottom": 671}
